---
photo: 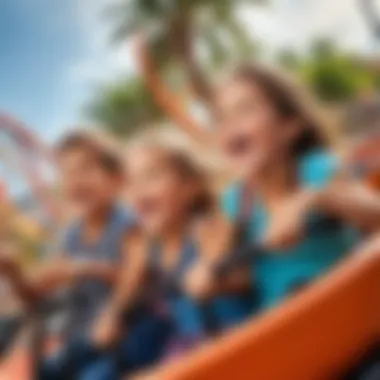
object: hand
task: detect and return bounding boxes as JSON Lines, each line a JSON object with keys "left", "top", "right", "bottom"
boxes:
{"left": 184, "top": 260, "right": 215, "bottom": 301}
{"left": 132, "top": 33, "right": 150, "bottom": 74}
{"left": 262, "top": 189, "right": 320, "bottom": 251}
{"left": 92, "top": 309, "right": 121, "bottom": 349}
{"left": 194, "top": 213, "right": 233, "bottom": 262}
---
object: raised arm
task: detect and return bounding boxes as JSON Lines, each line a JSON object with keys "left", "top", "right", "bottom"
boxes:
{"left": 317, "top": 178, "right": 380, "bottom": 230}
{"left": 262, "top": 177, "right": 380, "bottom": 251}
{"left": 134, "top": 36, "right": 212, "bottom": 146}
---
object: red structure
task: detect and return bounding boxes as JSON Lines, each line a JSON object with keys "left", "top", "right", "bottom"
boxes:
{"left": 0, "top": 113, "right": 58, "bottom": 221}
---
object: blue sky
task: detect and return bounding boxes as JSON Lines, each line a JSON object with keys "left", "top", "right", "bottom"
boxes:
{"left": 0, "top": 0, "right": 376, "bottom": 145}
{"left": 0, "top": 0, "right": 86, "bottom": 139}
{"left": 0, "top": 0, "right": 132, "bottom": 142}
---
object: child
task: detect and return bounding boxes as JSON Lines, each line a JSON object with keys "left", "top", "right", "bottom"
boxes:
{"left": 0, "top": 130, "right": 133, "bottom": 379}
{"left": 213, "top": 64, "right": 380, "bottom": 309}
{"left": 93, "top": 129, "right": 253, "bottom": 369}
{"left": 135, "top": 39, "right": 380, "bottom": 308}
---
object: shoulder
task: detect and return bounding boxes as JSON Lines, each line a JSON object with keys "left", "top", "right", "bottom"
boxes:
{"left": 298, "top": 150, "right": 340, "bottom": 189}
{"left": 52, "top": 219, "right": 80, "bottom": 257}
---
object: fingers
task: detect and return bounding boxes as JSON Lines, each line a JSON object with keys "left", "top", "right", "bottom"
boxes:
{"left": 184, "top": 263, "right": 214, "bottom": 301}
{"left": 92, "top": 313, "right": 120, "bottom": 350}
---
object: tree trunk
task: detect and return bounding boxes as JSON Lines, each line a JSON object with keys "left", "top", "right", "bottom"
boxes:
{"left": 170, "top": 13, "right": 212, "bottom": 105}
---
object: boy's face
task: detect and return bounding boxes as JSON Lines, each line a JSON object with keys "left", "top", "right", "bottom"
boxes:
{"left": 58, "top": 148, "right": 121, "bottom": 216}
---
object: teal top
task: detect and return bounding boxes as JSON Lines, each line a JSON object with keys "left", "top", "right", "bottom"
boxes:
{"left": 222, "top": 150, "right": 358, "bottom": 309}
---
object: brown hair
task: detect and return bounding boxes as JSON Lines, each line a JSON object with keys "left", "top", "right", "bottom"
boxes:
{"left": 127, "top": 129, "right": 215, "bottom": 216}
{"left": 169, "top": 149, "right": 215, "bottom": 216}
{"left": 56, "top": 130, "right": 123, "bottom": 175}
{"left": 230, "top": 63, "right": 327, "bottom": 157}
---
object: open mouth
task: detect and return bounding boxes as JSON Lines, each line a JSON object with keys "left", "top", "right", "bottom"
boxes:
{"left": 226, "top": 135, "right": 254, "bottom": 157}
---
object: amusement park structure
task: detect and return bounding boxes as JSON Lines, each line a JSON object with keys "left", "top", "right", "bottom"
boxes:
{"left": 0, "top": 113, "right": 59, "bottom": 225}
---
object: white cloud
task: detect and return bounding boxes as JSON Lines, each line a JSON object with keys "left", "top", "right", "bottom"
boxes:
{"left": 240, "top": 0, "right": 376, "bottom": 54}
{"left": 66, "top": 0, "right": 135, "bottom": 85}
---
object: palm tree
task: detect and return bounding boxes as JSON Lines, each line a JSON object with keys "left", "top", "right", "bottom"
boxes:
{"left": 86, "top": 1, "right": 265, "bottom": 137}
{"left": 107, "top": 0, "right": 265, "bottom": 102}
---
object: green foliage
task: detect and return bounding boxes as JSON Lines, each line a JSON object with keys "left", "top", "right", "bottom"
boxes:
{"left": 304, "top": 57, "right": 365, "bottom": 102}
{"left": 85, "top": 77, "right": 164, "bottom": 137}
{"left": 277, "top": 39, "right": 377, "bottom": 103}
{"left": 303, "top": 40, "right": 358, "bottom": 101}
{"left": 373, "top": 72, "right": 380, "bottom": 91}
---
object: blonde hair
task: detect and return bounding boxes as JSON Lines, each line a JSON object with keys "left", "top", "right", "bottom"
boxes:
{"left": 126, "top": 128, "right": 217, "bottom": 215}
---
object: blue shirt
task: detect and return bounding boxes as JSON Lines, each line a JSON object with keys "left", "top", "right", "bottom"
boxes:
{"left": 60, "top": 204, "right": 133, "bottom": 338}
{"left": 222, "top": 150, "right": 358, "bottom": 309}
